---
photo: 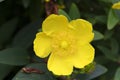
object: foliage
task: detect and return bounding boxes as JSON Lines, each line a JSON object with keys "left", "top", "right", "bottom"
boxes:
{"left": 0, "top": 0, "right": 120, "bottom": 80}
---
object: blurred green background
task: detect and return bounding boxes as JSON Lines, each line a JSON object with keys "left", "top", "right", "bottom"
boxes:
{"left": 0, "top": 0, "right": 120, "bottom": 80}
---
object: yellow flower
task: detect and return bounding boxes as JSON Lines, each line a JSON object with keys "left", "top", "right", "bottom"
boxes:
{"left": 33, "top": 14, "right": 95, "bottom": 75}
{"left": 112, "top": 2, "right": 120, "bottom": 9}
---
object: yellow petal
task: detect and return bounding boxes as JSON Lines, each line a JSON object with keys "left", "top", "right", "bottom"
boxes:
{"left": 70, "top": 19, "right": 94, "bottom": 45}
{"left": 112, "top": 2, "right": 120, "bottom": 9}
{"left": 33, "top": 32, "right": 52, "bottom": 58}
{"left": 47, "top": 53, "right": 73, "bottom": 75}
{"left": 73, "top": 44, "right": 95, "bottom": 68}
{"left": 42, "top": 14, "right": 69, "bottom": 35}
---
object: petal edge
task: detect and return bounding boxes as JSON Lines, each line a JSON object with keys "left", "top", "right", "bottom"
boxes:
{"left": 73, "top": 44, "right": 95, "bottom": 68}
{"left": 42, "top": 14, "right": 69, "bottom": 35}
{"left": 33, "top": 32, "right": 52, "bottom": 58}
{"left": 48, "top": 53, "right": 73, "bottom": 75}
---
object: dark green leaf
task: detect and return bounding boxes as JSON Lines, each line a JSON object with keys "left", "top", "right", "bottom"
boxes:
{"left": 12, "top": 63, "right": 56, "bottom": 80}
{"left": 12, "top": 20, "right": 42, "bottom": 48}
{"left": 0, "top": 63, "right": 13, "bottom": 80}
{"left": 110, "top": 38, "right": 119, "bottom": 55}
{"left": 95, "top": 15, "right": 107, "bottom": 24}
{"left": 0, "top": 0, "right": 4, "bottom": 2}
{"left": 97, "top": 46, "right": 117, "bottom": 61}
{"left": 114, "top": 67, "right": 120, "bottom": 80}
{"left": 58, "top": 9, "right": 71, "bottom": 21}
{"left": 107, "top": 9, "right": 119, "bottom": 30}
{"left": 93, "top": 30, "right": 104, "bottom": 41}
{"left": 86, "top": 64, "right": 107, "bottom": 80}
{"left": 0, "top": 18, "right": 18, "bottom": 45}
{"left": 0, "top": 48, "right": 29, "bottom": 65}
{"left": 112, "top": 0, "right": 120, "bottom": 3}
{"left": 29, "top": 1, "right": 44, "bottom": 21}
{"left": 95, "top": 56, "right": 109, "bottom": 64}
{"left": 76, "top": 64, "right": 107, "bottom": 80}
{"left": 104, "top": 30, "right": 114, "bottom": 40}
{"left": 69, "top": 3, "right": 80, "bottom": 19}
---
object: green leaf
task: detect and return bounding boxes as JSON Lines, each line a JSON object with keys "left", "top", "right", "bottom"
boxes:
{"left": 0, "top": 0, "right": 4, "bottom": 2}
{"left": 104, "top": 30, "right": 114, "bottom": 40}
{"left": 79, "top": 62, "right": 95, "bottom": 73}
{"left": 0, "top": 18, "right": 18, "bottom": 45}
{"left": 95, "top": 56, "right": 109, "bottom": 64}
{"left": 76, "top": 64, "right": 107, "bottom": 80}
{"left": 93, "top": 30, "right": 104, "bottom": 41}
{"left": 112, "top": 0, "right": 120, "bottom": 3}
{"left": 0, "top": 63, "right": 13, "bottom": 80}
{"left": 22, "top": 0, "right": 30, "bottom": 8}
{"left": 12, "top": 20, "right": 41, "bottom": 48}
{"left": 86, "top": 64, "right": 107, "bottom": 80}
{"left": 110, "top": 38, "right": 119, "bottom": 55}
{"left": 12, "top": 63, "right": 56, "bottom": 80}
{"left": 0, "top": 48, "right": 30, "bottom": 65}
{"left": 69, "top": 3, "right": 80, "bottom": 19}
{"left": 97, "top": 46, "right": 117, "bottom": 61}
{"left": 107, "top": 9, "right": 119, "bottom": 30}
{"left": 58, "top": 9, "right": 71, "bottom": 21}
{"left": 114, "top": 67, "right": 120, "bottom": 80}
{"left": 95, "top": 15, "right": 107, "bottom": 24}
{"left": 29, "top": 1, "right": 44, "bottom": 21}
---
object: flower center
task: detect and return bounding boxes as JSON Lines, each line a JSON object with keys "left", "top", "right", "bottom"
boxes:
{"left": 51, "top": 31, "right": 76, "bottom": 57}
{"left": 60, "top": 41, "right": 68, "bottom": 49}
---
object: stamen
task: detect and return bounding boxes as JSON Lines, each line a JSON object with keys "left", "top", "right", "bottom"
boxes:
{"left": 60, "top": 41, "right": 68, "bottom": 49}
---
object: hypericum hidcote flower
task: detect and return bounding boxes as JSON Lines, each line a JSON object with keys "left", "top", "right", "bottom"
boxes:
{"left": 33, "top": 14, "right": 95, "bottom": 75}
{"left": 112, "top": 2, "right": 120, "bottom": 9}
